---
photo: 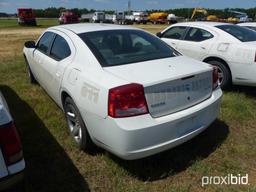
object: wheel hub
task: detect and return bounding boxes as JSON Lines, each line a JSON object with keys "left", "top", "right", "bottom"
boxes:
{"left": 66, "top": 105, "right": 82, "bottom": 143}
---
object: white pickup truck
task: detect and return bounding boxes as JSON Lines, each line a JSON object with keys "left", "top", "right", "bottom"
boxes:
{"left": 0, "top": 91, "right": 25, "bottom": 191}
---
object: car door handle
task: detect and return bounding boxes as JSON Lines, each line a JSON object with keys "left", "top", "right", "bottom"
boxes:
{"left": 200, "top": 46, "right": 206, "bottom": 50}
{"left": 171, "top": 42, "right": 176, "bottom": 46}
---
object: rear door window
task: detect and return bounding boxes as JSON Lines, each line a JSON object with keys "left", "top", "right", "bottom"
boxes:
{"left": 162, "top": 26, "right": 187, "bottom": 40}
{"left": 37, "top": 32, "right": 55, "bottom": 54}
{"left": 217, "top": 25, "right": 256, "bottom": 42}
{"left": 50, "top": 35, "right": 71, "bottom": 61}
{"left": 184, "top": 28, "right": 213, "bottom": 42}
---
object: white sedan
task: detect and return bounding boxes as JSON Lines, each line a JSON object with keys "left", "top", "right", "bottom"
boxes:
{"left": 23, "top": 24, "right": 222, "bottom": 160}
{"left": 157, "top": 22, "right": 256, "bottom": 89}
{"left": 0, "top": 91, "right": 25, "bottom": 190}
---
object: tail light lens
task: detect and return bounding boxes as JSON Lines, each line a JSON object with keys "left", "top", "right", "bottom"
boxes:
{"left": 0, "top": 122, "right": 23, "bottom": 165}
{"left": 108, "top": 83, "right": 149, "bottom": 118}
{"left": 213, "top": 66, "right": 219, "bottom": 90}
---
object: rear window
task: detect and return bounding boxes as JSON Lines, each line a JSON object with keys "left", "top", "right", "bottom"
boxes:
{"left": 79, "top": 30, "right": 177, "bottom": 67}
{"left": 217, "top": 25, "right": 256, "bottom": 42}
{"left": 246, "top": 26, "right": 256, "bottom": 31}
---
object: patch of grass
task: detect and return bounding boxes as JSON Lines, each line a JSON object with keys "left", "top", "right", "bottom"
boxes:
{"left": 0, "top": 20, "right": 255, "bottom": 191}
{"left": 0, "top": 18, "right": 18, "bottom": 28}
{"left": 0, "top": 18, "right": 59, "bottom": 29}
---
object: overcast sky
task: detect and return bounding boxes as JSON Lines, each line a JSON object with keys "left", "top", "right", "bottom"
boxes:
{"left": 0, "top": 0, "right": 256, "bottom": 13}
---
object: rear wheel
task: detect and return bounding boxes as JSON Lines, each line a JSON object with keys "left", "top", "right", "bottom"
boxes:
{"left": 206, "top": 60, "right": 231, "bottom": 89}
{"left": 64, "top": 97, "right": 93, "bottom": 151}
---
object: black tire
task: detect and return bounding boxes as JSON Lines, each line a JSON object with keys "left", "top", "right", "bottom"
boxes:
{"left": 24, "top": 57, "right": 37, "bottom": 84}
{"left": 206, "top": 60, "right": 231, "bottom": 89}
{"left": 64, "top": 97, "right": 93, "bottom": 151}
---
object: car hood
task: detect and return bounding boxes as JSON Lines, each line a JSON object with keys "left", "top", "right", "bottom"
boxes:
{"left": 103, "top": 56, "right": 212, "bottom": 86}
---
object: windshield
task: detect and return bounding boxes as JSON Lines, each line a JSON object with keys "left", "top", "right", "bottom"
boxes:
{"left": 216, "top": 25, "right": 256, "bottom": 42}
{"left": 79, "top": 30, "right": 177, "bottom": 67}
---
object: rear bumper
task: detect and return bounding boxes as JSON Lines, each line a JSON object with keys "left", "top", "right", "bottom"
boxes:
{"left": 0, "top": 159, "right": 25, "bottom": 191}
{"left": 0, "top": 171, "right": 24, "bottom": 191}
{"left": 91, "top": 88, "right": 222, "bottom": 160}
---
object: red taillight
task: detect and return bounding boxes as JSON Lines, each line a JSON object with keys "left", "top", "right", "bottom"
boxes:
{"left": 213, "top": 66, "right": 219, "bottom": 90}
{"left": 108, "top": 83, "right": 149, "bottom": 118}
{"left": 0, "top": 122, "right": 23, "bottom": 165}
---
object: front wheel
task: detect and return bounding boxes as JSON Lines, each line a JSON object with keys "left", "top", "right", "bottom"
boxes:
{"left": 206, "top": 60, "right": 231, "bottom": 89}
{"left": 64, "top": 97, "right": 93, "bottom": 151}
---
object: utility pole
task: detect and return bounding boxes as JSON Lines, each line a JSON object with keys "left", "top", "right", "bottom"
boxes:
{"left": 128, "top": 0, "right": 131, "bottom": 15}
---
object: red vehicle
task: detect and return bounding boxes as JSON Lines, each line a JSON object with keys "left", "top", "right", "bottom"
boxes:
{"left": 59, "top": 11, "right": 80, "bottom": 24}
{"left": 17, "top": 8, "right": 37, "bottom": 26}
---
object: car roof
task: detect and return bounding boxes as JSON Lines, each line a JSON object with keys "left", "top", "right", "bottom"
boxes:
{"left": 173, "top": 21, "right": 233, "bottom": 28}
{"left": 50, "top": 23, "right": 139, "bottom": 34}
{"left": 238, "top": 22, "right": 256, "bottom": 26}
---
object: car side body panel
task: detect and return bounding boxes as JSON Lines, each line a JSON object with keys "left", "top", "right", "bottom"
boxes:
{"left": 160, "top": 22, "right": 256, "bottom": 86}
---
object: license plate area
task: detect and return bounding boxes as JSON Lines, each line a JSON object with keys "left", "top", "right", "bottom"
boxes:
{"left": 177, "top": 115, "right": 202, "bottom": 137}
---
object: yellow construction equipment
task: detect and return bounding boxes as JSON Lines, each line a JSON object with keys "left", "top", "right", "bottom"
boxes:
{"left": 148, "top": 12, "right": 168, "bottom": 24}
{"left": 191, "top": 8, "right": 219, "bottom": 21}
{"left": 206, "top": 15, "right": 219, "bottom": 22}
{"left": 191, "top": 8, "right": 208, "bottom": 19}
{"left": 227, "top": 17, "right": 240, "bottom": 24}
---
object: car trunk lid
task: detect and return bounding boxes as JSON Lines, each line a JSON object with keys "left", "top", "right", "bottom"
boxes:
{"left": 104, "top": 56, "right": 213, "bottom": 118}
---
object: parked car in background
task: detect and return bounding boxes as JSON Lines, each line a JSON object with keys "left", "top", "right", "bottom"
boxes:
{"left": 238, "top": 22, "right": 256, "bottom": 31}
{"left": 23, "top": 24, "right": 222, "bottom": 160}
{"left": 157, "top": 22, "right": 256, "bottom": 89}
{"left": 0, "top": 91, "right": 25, "bottom": 191}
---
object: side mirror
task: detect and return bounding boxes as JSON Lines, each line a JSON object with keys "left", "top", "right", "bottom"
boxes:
{"left": 156, "top": 32, "right": 162, "bottom": 38}
{"left": 24, "top": 41, "right": 36, "bottom": 48}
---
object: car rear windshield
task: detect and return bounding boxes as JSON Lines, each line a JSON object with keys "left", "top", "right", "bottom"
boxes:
{"left": 79, "top": 30, "right": 177, "bottom": 67}
{"left": 246, "top": 26, "right": 256, "bottom": 31}
{"left": 216, "top": 25, "right": 256, "bottom": 42}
